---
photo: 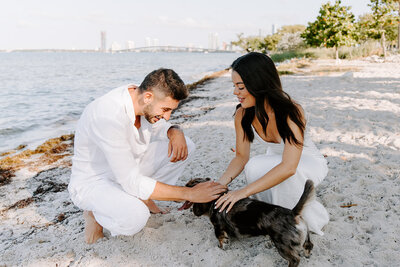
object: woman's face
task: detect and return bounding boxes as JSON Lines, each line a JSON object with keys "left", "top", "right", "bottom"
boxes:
{"left": 232, "top": 71, "right": 256, "bottom": 108}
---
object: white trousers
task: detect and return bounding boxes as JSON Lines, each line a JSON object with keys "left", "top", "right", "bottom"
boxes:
{"left": 79, "top": 138, "right": 195, "bottom": 236}
{"left": 244, "top": 153, "right": 329, "bottom": 235}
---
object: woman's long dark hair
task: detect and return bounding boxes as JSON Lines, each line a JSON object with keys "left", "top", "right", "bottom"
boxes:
{"left": 232, "top": 52, "right": 305, "bottom": 146}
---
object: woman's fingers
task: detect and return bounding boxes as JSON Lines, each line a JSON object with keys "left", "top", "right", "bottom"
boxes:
{"left": 226, "top": 201, "right": 236, "bottom": 213}
{"left": 215, "top": 193, "right": 228, "bottom": 209}
{"left": 214, "top": 193, "right": 224, "bottom": 207}
{"left": 218, "top": 198, "right": 231, "bottom": 212}
{"left": 215, "top": 190, "right": 244, "bottom": 212}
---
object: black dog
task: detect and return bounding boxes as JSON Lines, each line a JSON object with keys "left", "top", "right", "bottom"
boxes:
{"left": 179, "top": 178, "right": 315, "bottom": 267}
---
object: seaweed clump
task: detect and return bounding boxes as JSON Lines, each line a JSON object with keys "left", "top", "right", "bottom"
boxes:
{"left": 0, "top": 134, "right": 74, "bottom": 186}
{"left": 0, "top": 167, "right": 15, "bottom": 186}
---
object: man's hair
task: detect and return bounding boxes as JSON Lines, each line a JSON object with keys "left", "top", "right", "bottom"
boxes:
{"left": 138, "top": 68, "right": 188, "bottom": 100}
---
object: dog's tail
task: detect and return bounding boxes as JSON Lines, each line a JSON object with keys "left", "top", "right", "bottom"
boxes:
{"left": 292, "top": 180, "right": 315, "bottom": 216}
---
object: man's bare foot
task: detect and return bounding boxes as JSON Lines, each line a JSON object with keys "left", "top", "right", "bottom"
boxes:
{"left": 141, "top": 199, "right": 170, "bottom": 214}
{"left": 83, "top": 211, "right": 104, "bottom": 244}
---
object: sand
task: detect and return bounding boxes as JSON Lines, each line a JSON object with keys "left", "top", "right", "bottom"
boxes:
{"left": 1, "top": 57, "right": 399, "bottom": 266}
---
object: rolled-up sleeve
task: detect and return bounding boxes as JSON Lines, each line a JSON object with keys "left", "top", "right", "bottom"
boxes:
{"left": 87, "top": 112, "right": 156, "bottom": 200}
{"left": 151, "top": 119, "right": 172, "bottom": 142}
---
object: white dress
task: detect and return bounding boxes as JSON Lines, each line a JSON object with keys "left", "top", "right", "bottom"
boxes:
{"left": 244, "top": 127, "right": 329, "bottom": 235}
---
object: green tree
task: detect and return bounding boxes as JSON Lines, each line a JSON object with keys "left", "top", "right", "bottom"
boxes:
{"left": 301, "top": 0, "right": 356, "bottom": 60}
{"left": 231, "top": 33, "right": 268, "bottom": 53}
{"left": 368, "top": 0, "right": 399, "bottom": 58}
{"left": 262, "top": 34, "right": 281, "bottom": 51}
{"left": 231, "top": 33, "right": 280, "bottom": 53}
{"left": 356, "top": 13, "right": 375, "bottom": 42}
{"left": 275, "top": 25, "right": 307, "bottom": 51}
{"left": 277, "top": 25, "right": 306, "bottom": 35}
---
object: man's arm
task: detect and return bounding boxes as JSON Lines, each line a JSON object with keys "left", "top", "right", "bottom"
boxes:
{"left": 150, "top": 180, "right": 227, "bottom": 203}
{"left": 88, "top": 111, "right": 157, "bottom": 200}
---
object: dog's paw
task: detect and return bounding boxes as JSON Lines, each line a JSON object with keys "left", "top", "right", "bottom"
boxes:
{"left": 303, "top": 247, "right": 312, "bottom": 258}
{"left": 303, "top": 240, "right": 313, "bottom": 258}
{"left": 218, "top": 232, "right": 230, "bottom": 250}
{"left": 218, "top": 238, "right": 230, "bottom": 250}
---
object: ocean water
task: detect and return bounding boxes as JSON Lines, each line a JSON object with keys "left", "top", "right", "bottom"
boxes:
{"left": 0, "top": 52, "right": 240, "bottom": 153}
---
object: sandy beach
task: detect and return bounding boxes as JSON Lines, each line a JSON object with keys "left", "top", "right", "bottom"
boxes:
{"left": 1, "top": 57, "right": 399, "bottom": 266}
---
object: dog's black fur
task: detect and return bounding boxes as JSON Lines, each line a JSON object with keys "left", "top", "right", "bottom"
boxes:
{"left": 181, "top": 178, "right": 315, "bottom": 267}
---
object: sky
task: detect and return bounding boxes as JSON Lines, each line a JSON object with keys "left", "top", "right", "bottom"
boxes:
{"left": 0, "top": 0, "right": 372, "bottom": 50}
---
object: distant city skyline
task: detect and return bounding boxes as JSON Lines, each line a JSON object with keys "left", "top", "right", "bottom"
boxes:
{"left": 0, "top": 0, "right": 372, "bottom": 50}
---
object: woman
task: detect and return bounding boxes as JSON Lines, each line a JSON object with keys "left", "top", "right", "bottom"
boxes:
{"left": 215, "top": 52, "right": 329, "bottom": 235}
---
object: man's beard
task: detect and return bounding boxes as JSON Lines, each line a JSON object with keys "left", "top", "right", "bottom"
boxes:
{"left": 143, "top": 104, "right": 161, "bottom": 124}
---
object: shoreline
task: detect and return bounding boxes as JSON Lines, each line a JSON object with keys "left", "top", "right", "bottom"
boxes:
{"left": 0, "top": 68, "right": 230, "bottom": 186}
{"left": 1, "top": 58, "right": 399, "bottom": 266}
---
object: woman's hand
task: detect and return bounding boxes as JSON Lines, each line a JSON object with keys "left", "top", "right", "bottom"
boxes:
{"left": 214, "top": 189, "right": 248, "bottom": 213}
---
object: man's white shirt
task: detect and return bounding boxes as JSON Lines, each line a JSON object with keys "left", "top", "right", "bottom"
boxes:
{"left": 69, "top": 84, "right": 172, "bottom": 203}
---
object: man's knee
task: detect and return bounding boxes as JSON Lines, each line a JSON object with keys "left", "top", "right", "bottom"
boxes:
{"left": 186, "top": 137, "right": 196, "bottom": 157}
{"left": 111, "top": 201, "right": 150, "bottom": 236}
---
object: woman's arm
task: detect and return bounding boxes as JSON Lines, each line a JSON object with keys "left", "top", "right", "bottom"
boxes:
{"left": 216, "top": 111, "right": 305, "bottom": 212}
{"left": 218, "top": 108, "right": 251, "bottom": 186}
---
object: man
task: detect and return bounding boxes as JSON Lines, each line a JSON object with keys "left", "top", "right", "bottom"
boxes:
{"left": 68, "top": 68, "right": 226, "bottom": 244}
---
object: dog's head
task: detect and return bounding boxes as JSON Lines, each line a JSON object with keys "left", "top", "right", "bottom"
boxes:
{"left": 178, "top": 178, "right": 214, "bottom": 216}
{"left": 185, "top": 177, "right": 210, "bottom": 187}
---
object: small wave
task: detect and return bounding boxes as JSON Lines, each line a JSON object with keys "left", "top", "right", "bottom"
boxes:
{"left": 0, "top": 127, "right": 25, "bottom": 136}
{"left": 0, "top": 124, "right": 40, "bottom": 137}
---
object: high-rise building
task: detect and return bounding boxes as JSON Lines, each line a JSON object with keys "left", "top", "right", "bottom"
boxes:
{"left": 111, "top": 42, "right": 121, "bottom": 52}
{"left": 126, "top": 41, "right": 135, "bottom": 50}
{"left": 145, "top": 37, "right": 152, "bottom": 47}
{"left": 100, "top": 31, "right": 107, "bottom": 52}
{"left": 208, "top": 33, "right": 219, "bottom": 50}
{"left": 272, "top": 24, "right": 276, "bottom": 35}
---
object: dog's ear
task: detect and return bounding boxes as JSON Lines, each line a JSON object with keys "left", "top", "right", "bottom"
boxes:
{"left": 185, "top": 179, "right": 198, "bottom": 187}
{"left": 185, "top": 178, "right": 209, "bottom": 187}
{"left": 193, "top": 203, "right": 211, "bottom": 216}
{"left": 178, "top": 201, "right": 194, "bottom": 211}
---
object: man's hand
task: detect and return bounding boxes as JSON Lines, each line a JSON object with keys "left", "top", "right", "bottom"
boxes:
{"left": 141, "top": 199, "right": 170, "bottom": 214}
{"left": 167, "top": 126, "right": 188, "bottom": 162}
{"left": 187, "top": 181, "right": 227, "bottom": 203}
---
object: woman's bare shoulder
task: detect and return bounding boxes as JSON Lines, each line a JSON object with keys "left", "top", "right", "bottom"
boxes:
{"left": 235, "top": 106, "right": 244, "bottom": 118}
{"left": 293, "top": 102, "right": 303, "bottom": 112}
{"left": 295, "top": 103, "right": 306, "bottom": 123}
{"left": 287, "top": 103, "right": 306, "bottom": 130}
{"left": 234, "top": 107, "right": 245, "bottom": 127}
